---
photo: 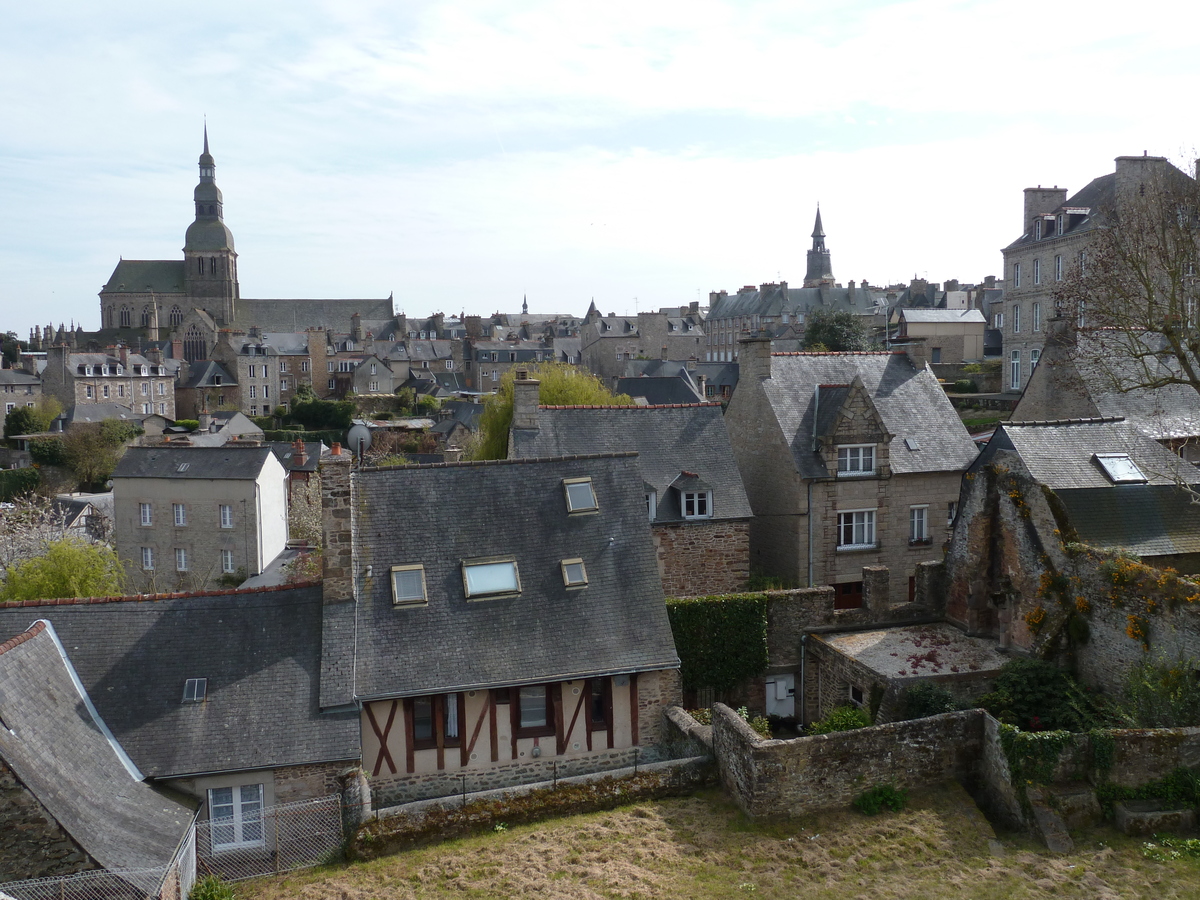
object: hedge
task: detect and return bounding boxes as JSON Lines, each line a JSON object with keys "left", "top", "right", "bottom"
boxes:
{"left": 665, "top": 593, "right": 769, "bottom": 692}
{"left": 0, "top": 467, "right": 39, "bottom": 502}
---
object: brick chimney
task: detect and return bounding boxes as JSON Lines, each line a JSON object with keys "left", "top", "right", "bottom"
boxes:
{"left": 511, "top": 367, "right": 541, "bottom": 432}
{"left": 737, "top": 332, "right": 773, "bottom": 381}
{"left": 320, "top": 449, "right": 355, "bottom": 605}
{"left": 118, "top": 343, "right": 129, "bottom": 369}
{"left": 293, "top": 438, "right": 308, "bottom": 468}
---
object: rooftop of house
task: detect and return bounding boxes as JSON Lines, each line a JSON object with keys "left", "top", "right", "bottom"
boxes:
{"left": 708, "top": 283, "right": 883, "bottom": 321}
{"left": 179, "top": 359, "right": 236, "bottom": 390}
{"left": 341, "top": 454, "right": 679, "bottom": 702}
{"left": 113, "top": 444, "right": 277, "bottom": 480}
{"left": 615, "top": 375, "right": 705, "bottom": 406}
{"left": 0, "top": 620, "right": 196, "bottom": 877}
{"left": 898, "top": 309, "right": 987, "bottom": 325}
{"left": 760, "top": 351, "right": 979, "bottom": 478}
{"left": 509, "top": 404, "right": 751, "bottom": 524}
{"left": 817, "top": 622, "right": 1009, "bottom": 679}
{"left": 0, "top": 584, "right": 359, "bottom": 780}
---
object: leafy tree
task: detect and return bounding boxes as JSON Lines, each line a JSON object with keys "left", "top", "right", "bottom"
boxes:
{"left": 472, "top": 362, "right": 634, "bottom": 460}
{"left": 293, "top": 381, "right": 317, "bottom": 402}
{"left": 802, "top": 307, "right": 870, "bottom": 352}
{"left": 0, "top": 332, "right": 25, "bottom": 368}
{"left": 287, "top": 397, "right": 354, "bottom": 431}
{"left": 28, "top": 436, "right": 66, "bottom": 467}
{"left": 0, "top": 537, "right": 125, "bottom": 602}
{"left": 4, "top": 396, "right": 62, "bottom": 439}
{"left": 62, "top": 420, "right": 135, "bottom": 489}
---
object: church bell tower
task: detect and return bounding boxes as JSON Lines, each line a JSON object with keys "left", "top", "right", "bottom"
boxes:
{"left": 803, "top": 206, "right": 835, "bottom": 288}
{"left": 183, "top": 125, "right": 239, "bottom": 325}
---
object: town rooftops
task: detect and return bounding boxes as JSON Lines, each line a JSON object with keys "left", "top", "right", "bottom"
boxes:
{"left": 0, "top": 620, "right": 196, "bottom": 878}
{"left": 113, "top": 444, "right": 278, "bottom": 479}
{"left": 344, "top": 454, "right": 679, "bottom": 702}
{"left": 898, "top": 308, "right": 987, "bottom": 324}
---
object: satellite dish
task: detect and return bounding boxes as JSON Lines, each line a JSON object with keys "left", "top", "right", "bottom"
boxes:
{"left": 346, "top": 423, "right": 373, "bottom": 457}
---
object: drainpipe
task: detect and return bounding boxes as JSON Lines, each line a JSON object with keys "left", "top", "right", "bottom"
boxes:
{"left": 806, "top": 480, "right": 814, "bottom": 587}
{"left": 799, "top": 633, "right": 809, "bottom": 727}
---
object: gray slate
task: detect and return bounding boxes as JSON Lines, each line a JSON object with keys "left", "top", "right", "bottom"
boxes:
{"left": 0, "top": 621, "right": 195, "bottom": 874}
{"left": 113, "top": 445, "right": 273, "bottom": 480}
{"left": 510, "top": 404, "right": 752, "bottom": 524}
{"left": 102, "top": 260, "right": 186, "bottom": 294}
{"left": 762, "top": 352, "right": 979, "bottom": 478}
{"left": 349, "top": 455, "right": 679, "bottom": 701}
{"left": 0, "top": 585, "right": 359, "bottom": 779}
{"left": 235, "top": 298, "right": 394, "bottom": 334}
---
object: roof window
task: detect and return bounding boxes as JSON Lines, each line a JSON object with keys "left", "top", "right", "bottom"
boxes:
{"left": 563, "top": 477, "right": 598, "bottom": 514}
{"left": 390, "top": 564, "right": 428, "bottom": 606}
{"left": 462, "top": 557, "right": 521, "bottom": 599}
{"left": 561, "top": 558, "right": 588, "bottom": 588}
{"left": 1094, "top": 453, "right": 1148, "bottom": 484}
{"left": 176, "top": 463, "right": 190, "bottom": 473}
{"left": 182, "top": 678, "right": 207, "bottom": 703}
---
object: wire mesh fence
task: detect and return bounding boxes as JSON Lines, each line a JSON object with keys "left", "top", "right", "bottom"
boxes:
{"left": 0, "top": 866, "right": 169, "bottom": 900}
{"left": 195, "top": 794, "right": 344, "bottom": 883}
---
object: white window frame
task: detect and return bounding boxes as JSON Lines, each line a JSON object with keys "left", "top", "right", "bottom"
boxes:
{"left": 141, "top": 546, "right": 154, "bottom": 570}
{"left": 909, "top": 505, "right": 929, "bottom": 544}
{"left": 221, "top": 549, "right": 235, "bottom": 574}
{"left": 139, "top": 503, "right": 152, "bottom": 527}
{"left": 837, "top": 508, "right": 877, "bottom": 550}
{"left": 175, "top": 547, "right": 188, "bottom": 572}
{"left": 1010, "top": 350, "right": 1022, "bottom": 391}
{"left": 1055, "top": 254, "right": 1063, "bottom": 281}
{"left": 1033, "top": 302, "right": 1041, "bottom": 333}
{"left": 646, "top": 490, "right": 657, "bottom": 521}
{"left": 682, "top": 490, "right": 712, "bottom": 519}
{"left": 1013, "top": 262, "right": 1021, "bottom": 288}
{"left": 207, "top": 784, "right": 265, "bottom": 851}
{"left": 462, "top": 558, "right": 521, "bottom": 599}
{"left": 390, "top": 564, "right": 428, "bottom": 606}
{"left": 173, "top": 503, "right": 187, "bottom": 527}
{"left": 1012, "top": 305, "right": 1021, "bottom": 333}
{"left": 837, "top": 444, "right": 875, "bottom": 477}
{"left": 1030, "top": 348, "right": 1041, "bottom": 370}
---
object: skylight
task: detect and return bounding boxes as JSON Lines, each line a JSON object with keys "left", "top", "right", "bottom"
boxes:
{"left": 182, "top": 678, "right": 207, "bottom": 703}
{"left": 462, "top": 558, "right": 521, "bottom": 599}
{"left": 563, "top": 477, "right": 599, "bottom": 513}
{"left": 561, "top": 558, "right": 588, "bottom": 588}
{"left": 391, "top": 565, "right": 428, "bottom": 606}
{"left": 1094, "top": 453, "right": 1148, "bottom": 484}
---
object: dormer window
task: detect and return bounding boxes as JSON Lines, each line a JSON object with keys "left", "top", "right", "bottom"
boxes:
{"left": 646, "top": 489, "right": 657, "bottom": 521}
{"left": 391, "top": 564, "right": 428, "bottom": 606}
{"left": 837, "top": 444, "right": 875, "bottom": 477}
{"left": 561, "top": 558, "right": 588, "bottom": 588}
{"left": 1035, "top": 219, "right": 1042, "bottom": 240}
{"left": 563, "top": 477, "right": 598, "bottom": 514}
{"left": 84, "top": 365, "right": 93, "bottom": 376}
{"left": 683, "top": 491, "right": 711, "bottom": 519}
{"left": 462, "top": 557, "right": 521, "bottom": 599}
{"left": 182, "top": 678, "right": 207, "bottom": 703}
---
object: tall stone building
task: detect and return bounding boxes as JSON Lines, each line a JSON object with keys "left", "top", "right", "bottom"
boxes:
{"left": 97, "top": 128, "right": 395, "bottom": 365}
{"left": 804, "top": 206, "right": 834, "bottom": 288}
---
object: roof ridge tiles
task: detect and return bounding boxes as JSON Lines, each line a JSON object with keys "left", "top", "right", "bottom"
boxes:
{"left": 364, "top": 451, "right": 640, "bottom": 471}
{"left": 0, "top": 579, "right": 322, "bottom": 609}
{"left": 537, "top": 403, "right": 721, "bottom": 410}
{"left": 771, "top": 350, "right": 903, "bottom": 357}
{"left": 1006, "top": 415, "right": 1127, "bottom": 428}
{"left": 0, "top": 619, "right": 47, "bottom": 655}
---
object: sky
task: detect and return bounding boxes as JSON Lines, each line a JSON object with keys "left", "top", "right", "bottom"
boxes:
{"left": 4, "top": 0, "right": 1200, "bottom": 338}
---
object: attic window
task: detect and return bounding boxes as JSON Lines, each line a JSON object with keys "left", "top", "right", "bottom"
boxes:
{"left": 837, "top": 445, "right": 875, "bottom": 477}
{"left": 176, "top": 463, "right": 190, "bottom": 473}
{"left": 561, "top": 558, "right": 588, "bottom": 588}
{"left": 391, "top": 565, "right": 428, "bottom": 606}
{"left": 182, "top": 678, "right": 207, "bottom": 703}
{"left": 682, "top": 491, "right": 711, "bottom": 519}
{"left": 563, "top": 477, "right": 599, "bottom": 513}
{"left": 905, "top": 438, "right": 921, "bottom": 451}
{"left": 1094, "top": 453, "right": 1148, "bottom": 484}
{"left": 462, "top": 557, "right": 521, "bottom": 599}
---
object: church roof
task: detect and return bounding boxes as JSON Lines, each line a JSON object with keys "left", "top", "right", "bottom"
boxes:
{"left": 184, "top": 217, "right": 235, "bottom": 252}
{"left": 235, "top": 298, "right": 394, "bottom": 334}
{"left": 101, "top": 260, "right": 186, "bottom": 294}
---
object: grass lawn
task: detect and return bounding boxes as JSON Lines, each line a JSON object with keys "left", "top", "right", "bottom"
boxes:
{"left": 239, "top": 784, "right": 1200, "bottom": 900}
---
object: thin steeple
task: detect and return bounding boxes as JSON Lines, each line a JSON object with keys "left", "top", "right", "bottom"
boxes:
{"left": 804, "top": 204, "right": 834, "bottom": 287}
{"left": 812, "top": 204, "right": 825, "bottom": 239}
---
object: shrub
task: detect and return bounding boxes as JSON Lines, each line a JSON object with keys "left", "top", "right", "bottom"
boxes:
{"left": 686, "top": 706, "right": 771, "bottom": 737}
{"left": 853, "top": 784, "right": 908, "bottom": 815}
{"left": 952, "top": 378, "right": 978, "bottom": 393}
{"left": 1118, "top": 655, "right": 1200, "bottom": 728}
{"left": 0, "top": 467, "right": 39, "bottom": 501}
{"left": 807, "top": 705, "right": 871, "bottom": 735}
{"left": 189, "top": 875, "right": 236, "bottom": 900}
{"left": 665, "top": 594, "right": 769, "bottom": 692}
{"left": 977, "top": 658, "right": 1102, "bottom": 731}
{"left": 901, "top": 682, "right": 959, "bottom": 720}
{"left": 28, "top": 436, "right": 66, "bottom": 467}
{"left": 173, "top": 419, "right": 200, "bottom": 432}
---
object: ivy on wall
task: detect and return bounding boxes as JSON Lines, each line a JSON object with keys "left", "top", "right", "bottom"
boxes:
{"left": 665, "top": 593, "right": 769, "bottom": 692}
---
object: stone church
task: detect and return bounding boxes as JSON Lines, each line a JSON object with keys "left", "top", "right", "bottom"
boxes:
{"left": 96, "top": 129, "right": 396, "bottom": 362}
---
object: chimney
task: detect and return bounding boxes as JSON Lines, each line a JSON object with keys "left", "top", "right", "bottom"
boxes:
{"left": 293, "top": 438, "right": 308, "bottom": 467}
{"left": 443, "top": 447, "right": 463, "bottom": 463}
{"left": 351, "top": 313, "right": 363, "bottom": 343}
{"left": 146, "top": 346, "right": 164, "bottom": 365}
{"left": 319, "top": 449, "right": 355, "bottom": 605}
{"left": 511, "top": 368, "right": 541, "bottom": 432}
{"left": 984, "top": 275, "right": 996, "bottom": 289}
{"left": 118, "top": 344, "right": 129, "bottom": 368}
{"left": 1023, "top": 186, "right": 1068, "bottom": 231}
{"left": 737, "top": 332, "right": 773, "bottom": 381}
{"left": 198, "top": 412, "right": 212, "bottom": 432}
{"left": 171, "top": 337, "right": 184, "bottom": 359}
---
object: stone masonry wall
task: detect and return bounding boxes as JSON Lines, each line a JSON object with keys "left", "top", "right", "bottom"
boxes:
{"left": 0, "top": 758, "right": 99, "bottom": 881}
{"left": 655, "top": 519, "right": 749, "bottom": 597}
{"left": 274, "top": 760, "right": 351, "bottom": 805}
{"left": 711, "top": 703, "right": 985, "bottom": 818}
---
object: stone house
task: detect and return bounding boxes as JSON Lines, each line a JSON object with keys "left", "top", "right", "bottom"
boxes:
{"left": 0, "top": 584, "right": 360, "bottom": 865}
{"left": 1000, "top": 154, "right": 1196, "bottom": 392}
{"left": 579, "top": 303, "right": 706, "bottom": 383}
{"left": 724, "top": 336, "right": 979, "bottom": 602}
{"left": 318, "top": 449, "right": 681, "bottom": 806}
{"left": 891, "top": 308, "right": 986, "bottom": 365}
{"left": 0, "top": 620, "right": 196, "bottom": 884}
{"left": 507, "top": 374, "right": 752, "bottom": 597}
{"left": 41, "top": 344, "right": 177, "bottom": 418}
{"left": 0, "top": 366, "right": 41, "bottom": 417}
{"left": 112, "top": 445, "right": 289, "bottom": 591}
{"left": 468, "top": 338, "right": 550, "bottom": 392}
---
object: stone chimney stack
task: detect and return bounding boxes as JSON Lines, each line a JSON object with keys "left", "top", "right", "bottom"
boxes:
{"left": 293, "top": 438, "right": 308, "bottom": 468}
{"left": 737, "top": 333, "right": 773, "bottom": 382}
{"left": 118, "top": 343, "right": 129, "bottom": 369}
{"left": 351, "top": 313, "right": 363, "bottom": 343}
{"left": 171, "top": 337, "right": 184, "bottom": 360}
{"left": 1023, "top": 185, "right": 1068, "bottom": 231}
{"left": 511, "top": 367, "right": 541, "bottom": 433}
{"left": 198, "top": 411, "right": 212, "bottom": 432}
{"left": 320, "top": 447, "right": 355, "bottom": 605}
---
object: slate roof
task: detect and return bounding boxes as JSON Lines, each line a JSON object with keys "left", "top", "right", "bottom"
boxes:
{"left": 509, "top": 404, "right": 752, "bottom": 524}
{"left": 234, "top": 298, "right": 394, "bottom": 334}
{"left": 899, "top": 309, "right": 987, "bottom": 324}
{"left": 0, "top": 369, "right": 39, "bottom": 387}
{"left": 180, "top": 359, "right": 236, "bottom": 390}
{"left": 0, "top": 585, "right": 359, "bottom": 779}
{"left": 65, "top": 403, "right": 154, "bottom": 425}
{"left": 101, "top": 260, "right": 186, "bottom": 294}
{"left": 762, "top": 352, "right": 979, "bottom": 479}
{"left": 708, "top": 284, "right": 883, "bottom": 322}
{"left": 0, "top": 621, "right": 195, "bottom": 877}
{"left": 113, "top": 445, "right": 274, "bottom": 480}
{"left": 346, "top": 455, "right": 679, "bottom": 701}
{"left": 1057, "top": 485, "right": 1200, "bottom": 558}
{"left": 615, "top": 376, "right": 705, "bottom": 406}
{"left": 988, "top": 418, "right": 1191, "bottom": 489}
{"left": 1004, "top": 174, "right": 1114, "bottom": 249}
{"left": 267, "top": 441, "right": 324, "bottom": 473}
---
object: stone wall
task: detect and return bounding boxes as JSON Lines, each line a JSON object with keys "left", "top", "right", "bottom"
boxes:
{"left": 0, "top": 758, "right": 99, "bottom": 881}
{"left": 654, "top": 519, "right": 750, "bottom": 598}
{"left": 711, "top": 703, "right": 985, "bottom": 818}
{"left": 274, "top": 760, "right": 351, "bottom": 805}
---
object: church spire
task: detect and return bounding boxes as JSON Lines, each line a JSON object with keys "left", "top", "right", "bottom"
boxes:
{"left": 804, "top": 204, "right": 834, "bottom": 288}
{"left": 812, "top": 205, "right": 826, "bottom": 241}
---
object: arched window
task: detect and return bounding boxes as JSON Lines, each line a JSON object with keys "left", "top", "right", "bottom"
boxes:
{"left": 197, "top": 258, "right": 204, "bottom": 275}
{"left": 169, "top": 306, "right": 183, "bottom": 327}
{"left": 183, "top": 326, "right": 208, "bottom": 363}
{"left": 209, "top": 257, "right": 217, "bottom": 275}
{"left": 141, "top": 307, "right": 151, "bottom": 327}
{"left": 119, "top": 307, "right": 131, "bottom": 328}
{"left": 208, "top": 205, "right": 215, "bottom": 215}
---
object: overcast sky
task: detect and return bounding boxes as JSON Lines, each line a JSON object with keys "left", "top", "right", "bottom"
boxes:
{"left": 4, "top": 0, "right": 1200, "bottom": 338}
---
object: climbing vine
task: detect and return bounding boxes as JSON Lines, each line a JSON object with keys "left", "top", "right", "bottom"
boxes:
{"left": 665, "top": 593, "right": 769, "bottom": 692}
